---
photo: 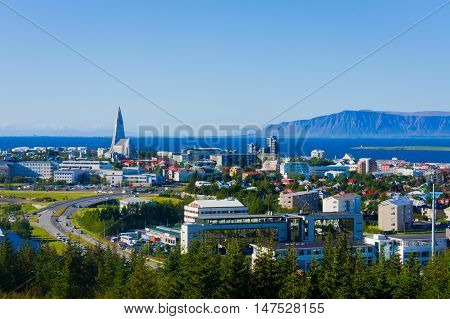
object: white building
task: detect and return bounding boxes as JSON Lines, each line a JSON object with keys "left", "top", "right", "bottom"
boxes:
{"left": 53, "top": 169, "right": 85, "bottom": 184}
{"left": 100, "top": 170, "right": 124, "bottom": 186}
{"left": 59, "top": 160, "right": 112, "bottom": 171}
{"left": 184, "top": 198, "right": 248, "bottom": 223}
{"left": 13, "top": 161, "right": 56, "bottom": 179}
{"left": 173, "top": 169, "right": 193, "bottom": 182}
{"left": 123, "top": 173, "right": 163, "bottom": 187}
{"left": 378, "top": 198, "right": 413, "bottom": 231}
{"left": 365, "top": 233, "right": 447, "bottom": 265}
{"left": 322, "top": 193, "right": 361, "bottom": 214}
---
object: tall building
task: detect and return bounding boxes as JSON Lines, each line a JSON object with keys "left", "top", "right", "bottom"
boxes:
{"left": 357, "top": 158, "right": 377, "bottom": 174}
{"left": 266, "top": 136, "right": 279, "bottom": 154}
{"left": 111, "top": 107, "right": 126, "bottom": 147}
{"left": 107, "top": 107, "right": 133, "bottom": 159}
{"left": 247, "top": 143, "right": 258, "bottom": 154}
{"left": 311, "top": 149, "right": 325, "bottom": 159}
{"left": 378, "top": 198, "right": 413, "bottom": 231}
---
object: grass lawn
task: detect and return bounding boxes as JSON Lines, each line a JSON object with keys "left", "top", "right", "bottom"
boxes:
{"left": 138, "top": 195, "right": 182, "bottom": 204}
{"left": 0, "top": 190, "right": 96, "bottom": 201}
{"left": 53, "top": 206, "right": 67, "bottom": 217}
{"left": 31, "top": 225, "right": 65, "bottom": 254}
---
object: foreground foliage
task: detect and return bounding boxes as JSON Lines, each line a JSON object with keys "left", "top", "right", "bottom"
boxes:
{"left": 0, "top": 238, "right": 448, "bottom": 299}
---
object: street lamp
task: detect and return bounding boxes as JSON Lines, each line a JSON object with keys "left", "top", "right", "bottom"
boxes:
{"left": 431, "top": 175, "right": 436, "bottom": 258}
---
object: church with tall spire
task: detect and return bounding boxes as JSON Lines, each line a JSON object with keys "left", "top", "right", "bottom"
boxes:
{"left": 111, "top": 107, "right": 126, "bottom": 147}
{"left": 105, "top": 107, "right": 133, "bottom": 160}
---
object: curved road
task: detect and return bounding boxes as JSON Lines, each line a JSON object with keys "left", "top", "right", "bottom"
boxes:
{"left": 35, "top": 193, "right": 161, "bottom": 269}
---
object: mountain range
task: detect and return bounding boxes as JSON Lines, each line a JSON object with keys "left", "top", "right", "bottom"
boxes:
{"left": 263, "top": 110, "right": 450, "bottom": 138}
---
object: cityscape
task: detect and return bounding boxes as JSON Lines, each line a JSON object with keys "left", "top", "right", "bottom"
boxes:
{"left": 0, "top": 0, "right": 449, "bottom": 311}
{"left": 0, "top": 107, "right": 448, "bottom": 299}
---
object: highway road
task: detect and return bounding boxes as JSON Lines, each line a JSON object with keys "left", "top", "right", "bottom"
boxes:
{"left": 34, "top": 193, "right": 161, "bottom": 269}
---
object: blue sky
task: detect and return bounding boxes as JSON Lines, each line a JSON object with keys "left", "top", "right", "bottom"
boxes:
{"left": 0, "top": 0, "right": 449, "bottom": 136}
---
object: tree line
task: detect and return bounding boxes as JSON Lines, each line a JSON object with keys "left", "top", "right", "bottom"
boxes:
{"left": 1, "top": 236, "right": 448, "bottom": 299}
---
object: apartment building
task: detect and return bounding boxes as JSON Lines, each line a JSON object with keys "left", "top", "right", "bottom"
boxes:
{"left": 378, "top": 198, "right": 413, "bottom": 231}
{"left": 322, "top": 193, "right": 361, "bottom": 214}
{"left": 278, "top": 190, "right": 319, "bottom": 211}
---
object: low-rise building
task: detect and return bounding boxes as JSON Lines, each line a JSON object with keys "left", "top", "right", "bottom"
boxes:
{"left": 365, "top": 233, "right": 448, "bottom": 265}
{"left": 183, "top": 198, "right": 248, "bottom": 223}
{"left": 123, "top": 173, "right": 164, "bottom": 187}
{"left": 378, "top": 198, "right": 414, "bottom": 231}
{"left": 278, "top": 190, "right": 319, "bottom": 211}
{"left": 12, "top": 161, "right": 56, "bottom": 180}
{"left": 322, "top": 193, "right": 361, "bottom": 214}
{"left": 60, "top": 160, "right": 112, "bottom": 171}
{"left": 210, "top": 153, "right": 257, "bottom": 168}
{"left": 53, "top": 169, "right": 85, "bottom": 184}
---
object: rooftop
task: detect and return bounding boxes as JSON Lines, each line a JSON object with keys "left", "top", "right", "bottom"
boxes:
{"left": 328, "top": 193, "right": 360, "bottom": 200}
{"left": 188, "top": 198, "right": 246, "bottom": 208}
{"left": 380, "top": 198, "right": 413, "bottom": 206}
{"left": 388, "top": 232, "right": 446, "bottom": 241}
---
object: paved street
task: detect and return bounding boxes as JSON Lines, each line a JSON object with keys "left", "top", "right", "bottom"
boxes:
{"left": 35, "top": 194, "right": 160, "bottom": 269}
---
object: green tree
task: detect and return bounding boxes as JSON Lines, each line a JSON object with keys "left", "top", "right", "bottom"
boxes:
{"left": 219, "top": 241, "right": 250, "bottom": 298}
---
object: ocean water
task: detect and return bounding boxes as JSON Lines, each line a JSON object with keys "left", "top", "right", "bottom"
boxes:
{"left": 0, "top": 136, "right": 449, "bottom": 163}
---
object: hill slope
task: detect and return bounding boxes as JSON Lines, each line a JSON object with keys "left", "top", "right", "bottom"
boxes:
{"left": 263, "top": 110, "right": 450, "bottom": 138}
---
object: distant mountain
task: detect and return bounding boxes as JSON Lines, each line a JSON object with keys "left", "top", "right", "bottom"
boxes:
{"left": 263, "top": 110, "right": 450, "bottom": 138}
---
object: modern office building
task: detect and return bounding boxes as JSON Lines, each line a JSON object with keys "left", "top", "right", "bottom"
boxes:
{"left": 378, "top": 198, "right": 414, "bottom": 231}
{"left": 181, "top": 211, "right": 364, "bottom": 255}
{"left": 251, "top": 241, "right": 374, "bottom": 271}
{"left": 311, "top": 149, "right": 325, "bottom": 159}
{"left": 365, "top": 233, "right": 448, "bottom": 265}
{"left": 278, "top": 190, "right": 319, "bottom": 211}
{"left": 181, "top": 214, "right": 289, "bottom": 253}
{"left": 183, "top": 198, "right": 248, "bottom": 223}
{"left": 279, "top": 162, "right": 310, "bottom": 178}
{"left": 357, "top": 158, "right": 377, "bottom": 174}
{"left": 322, "top": 193, "right": 361, "bottom": 214}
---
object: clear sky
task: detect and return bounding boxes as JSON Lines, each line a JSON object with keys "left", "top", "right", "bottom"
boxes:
{"left": 0, "top": 0, "right": 449, "bottom": 136}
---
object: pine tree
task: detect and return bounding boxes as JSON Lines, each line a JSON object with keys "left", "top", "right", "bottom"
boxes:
{"left": 179, "top": 243, "right": 222, "bottom": 298}
{"left": 34, "top": 244, "right": 61, "bottom": 297}
{"left": 250, "top": 244, "right": 283, "bottom": 298}
{"left": 219, "top": 241, "right": 250, "bottom": 298}
{"left": 125, "top": 256, "right": 159, "bottom": 298}
{"left": 278, "top": 246, "right": 307, "bottom": 298}
{"left": 393, "top": 254, "right": 423, "bottom": 299}
{"left": 421, "top": 255, "right": 449, "bottom": 299}
{"left": 0, "top": 238, "right": 17, "bottom": 292}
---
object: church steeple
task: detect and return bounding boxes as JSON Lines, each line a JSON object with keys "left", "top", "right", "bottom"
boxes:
{"left": 111, "top": 106, "right": 125, "bottom": 147}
